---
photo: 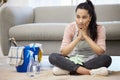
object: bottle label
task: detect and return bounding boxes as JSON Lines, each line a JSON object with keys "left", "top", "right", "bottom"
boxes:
{"left": 33, "top": 66, "right": 36, "bottom": 72}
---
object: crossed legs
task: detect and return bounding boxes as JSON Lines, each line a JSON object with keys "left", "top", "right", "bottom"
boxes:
{"left": 49, "top": 53, "right": 112, "bottom": 75}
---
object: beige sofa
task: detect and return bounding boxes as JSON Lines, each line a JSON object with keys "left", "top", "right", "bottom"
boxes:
{"left": 0, "top": 4, "right": 120, "bottom": 56}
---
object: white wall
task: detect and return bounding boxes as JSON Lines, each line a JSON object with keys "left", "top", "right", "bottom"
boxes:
{"left": 5, "top": 0, "right": 120, "bottom": 7}
{"left": 7, "top": 0, "right": 29, "bottom": 6}
{"left": 6, "top": 0, "right": 40, "bottom": 7}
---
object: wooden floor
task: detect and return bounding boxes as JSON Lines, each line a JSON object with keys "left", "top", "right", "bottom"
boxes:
{"left": 0, "top": 56, "right": 120, "bottom": 80}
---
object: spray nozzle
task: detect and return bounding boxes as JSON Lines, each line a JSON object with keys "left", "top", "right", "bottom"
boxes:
{"left": 28, "top": 50, "right": 34, "bottom": 57}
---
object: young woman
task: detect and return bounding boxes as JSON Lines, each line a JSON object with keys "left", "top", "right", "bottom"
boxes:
{"left": 49, "top": 0, "right": 112, "bottom": 76}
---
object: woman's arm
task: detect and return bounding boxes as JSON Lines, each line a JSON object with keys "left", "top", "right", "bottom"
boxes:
{"left": 61, "top": 36, "right": 81, "bottom": 56}
{"left": 84, "top": 35, "right": 105, "bottom": 55}
{"left": 83, "top": 26, "right": 106, "bottom": 55}
{"left": 60, "top": 23, "right": 83, "bottom": 56}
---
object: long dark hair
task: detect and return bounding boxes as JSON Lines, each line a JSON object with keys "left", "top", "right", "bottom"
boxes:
{"left": 75, "top": 0, "right": 97, "bottom": 41}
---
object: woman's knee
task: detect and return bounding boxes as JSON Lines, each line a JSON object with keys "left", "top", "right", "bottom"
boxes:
{"left": 49, "top": 53, "right": 60, "bottom": 64}
{"left": 101, "top": 54, "right": 112, "bottom": 67}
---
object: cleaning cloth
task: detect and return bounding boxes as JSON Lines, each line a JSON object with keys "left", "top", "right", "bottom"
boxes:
{"left": 66, "top": 55, "right": 85, "bottom": 65}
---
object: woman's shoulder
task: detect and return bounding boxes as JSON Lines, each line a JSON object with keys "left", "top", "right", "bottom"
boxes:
{"left": 66, "top": 22, "right": 76, "bottom": 30}
{"left": 64, "top": 22, "right": 76, "bottom": 36}
{"left": 97, "top": 24, "right": 105, "bottom": 31}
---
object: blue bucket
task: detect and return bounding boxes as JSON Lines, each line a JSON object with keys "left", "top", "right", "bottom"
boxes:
{"left": 16, "top": 46, "right": 39, "bottom": 72}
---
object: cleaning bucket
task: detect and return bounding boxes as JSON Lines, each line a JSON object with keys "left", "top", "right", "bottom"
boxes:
{"left": 16, "top": 45, "right": 40, "bottom": 72}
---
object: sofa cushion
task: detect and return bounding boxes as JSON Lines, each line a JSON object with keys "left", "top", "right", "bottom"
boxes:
{"left": 2, "top": 6, "right": 34, "bottom": 26}
{"left": 9, "top": 22, "right": 120, "bottom": 41}
{"left": 34, "top": 6, "right": 75, "bottom": 23}
{"left": 95, "top": 4, "right": 120, "bottom": 22}
{"left": 34, "top": 4, "right": 120, "bottom": 23}
{"left": 9, "top": 23, "right": 68, "bottom": 41}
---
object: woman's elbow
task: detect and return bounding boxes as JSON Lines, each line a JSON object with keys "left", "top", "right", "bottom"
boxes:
{"left": 60, "top": 50, "right": 68, "bottom": 56}
{"left": 97, "top": 49, "right": 105, "bottom": 55}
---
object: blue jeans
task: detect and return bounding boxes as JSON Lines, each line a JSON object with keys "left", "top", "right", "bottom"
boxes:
{"left": 49, "top": 53, "right": 112, "bottom": 74}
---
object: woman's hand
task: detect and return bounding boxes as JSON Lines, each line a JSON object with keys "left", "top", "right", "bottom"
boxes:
{"left": 81, "top": 28, "right": 88, "bottom": 38}
{"left": 78, "top": 23, "right": 89, "bottom": 40}
{"left": 77, "top": 28, "right": 88, "bottom": 40}
{"left": 78, "top": 20, "right": 90, "bottom": 40}
{"left": 77, "top": 29, "right": 83, "bottom": 40}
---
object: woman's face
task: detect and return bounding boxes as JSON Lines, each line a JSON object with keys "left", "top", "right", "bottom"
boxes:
{"left": 75, "top": 8, "right": 91, "bottom": 30}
